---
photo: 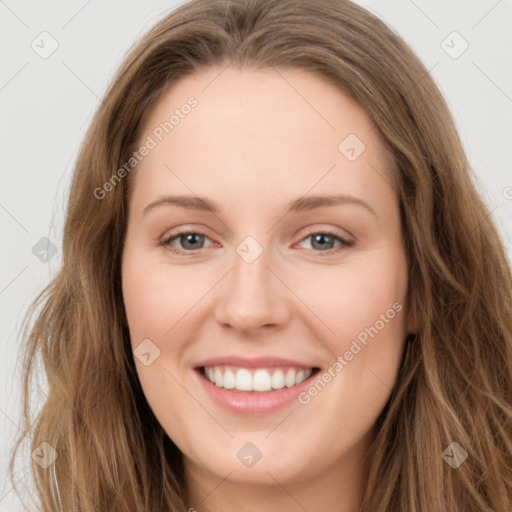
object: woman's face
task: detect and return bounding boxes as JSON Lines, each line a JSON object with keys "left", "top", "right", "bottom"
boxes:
{"left": 122, "top": 65, "right": 411, "bottom": 499}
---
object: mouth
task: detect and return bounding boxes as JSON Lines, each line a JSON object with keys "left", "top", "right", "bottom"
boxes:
{"left": 192, "top": 356, "right": 322, "bottom": 414}
{"left": 197, "top": 365, "right": 320, "bottom": 393}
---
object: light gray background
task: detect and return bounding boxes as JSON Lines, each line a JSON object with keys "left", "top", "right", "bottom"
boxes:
{"left": 1, "top": 1, "right": 511, "bottom": 510}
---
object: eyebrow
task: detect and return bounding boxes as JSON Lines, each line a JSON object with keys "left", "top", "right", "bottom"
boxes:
{"left": 143, "top": 193, "right": 377, "bottom": 217}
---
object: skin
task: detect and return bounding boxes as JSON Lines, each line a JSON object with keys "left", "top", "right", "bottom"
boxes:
{"left": 121, "top": 65, "right": 414, "bottom": 512}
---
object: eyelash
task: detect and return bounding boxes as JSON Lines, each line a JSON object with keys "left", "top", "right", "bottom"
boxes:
{"left": 160, "top": 229, "right": 355, "bottom": 256}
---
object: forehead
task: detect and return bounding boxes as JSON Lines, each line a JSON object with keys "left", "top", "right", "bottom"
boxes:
{"left": 128, "top": 66, "right": 396, "bottom": 218}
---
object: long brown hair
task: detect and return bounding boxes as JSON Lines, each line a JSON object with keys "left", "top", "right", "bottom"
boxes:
{"left": 10, "top": 0, "right": 512, "bottom": 510}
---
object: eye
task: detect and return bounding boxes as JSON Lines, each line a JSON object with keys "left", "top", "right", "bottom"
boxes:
{"left": 162, "top": 231, "right": 213, "bottom": 254}
{"left": 297, "top": 231, "right": 354, "bottom": 254}
{"left": 160, "top": 229, "right": 354, "bottom": 255}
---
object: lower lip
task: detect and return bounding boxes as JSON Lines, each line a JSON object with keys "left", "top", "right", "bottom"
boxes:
{"left": 195, "top": 368, "right": 317, "bottom": 415}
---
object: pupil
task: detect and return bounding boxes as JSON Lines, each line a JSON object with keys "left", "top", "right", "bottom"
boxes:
{"left": 313, "top": 234, "right": 332, "bottom": 250}
{"left": 184, "top": 233, "right": 202, "bottom": 249}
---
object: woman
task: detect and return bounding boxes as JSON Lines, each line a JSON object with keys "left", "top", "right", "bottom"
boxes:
{"left": 10, "top": 0, "right": 512, "bottom": 510}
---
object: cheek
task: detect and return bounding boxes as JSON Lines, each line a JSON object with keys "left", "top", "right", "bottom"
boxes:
{"left": 299, "top": 256, "right": 407, "bottom": 348}
{"left": 289, "top": 256, "right": 407, "bottom": 452}
{"left": 122, "top": 253, "right": 203, "bottom": 343}
{"left": 121, "top": 253, "right": 196, "bottom": 409}
{"left": 296, "top": 251, "right": 409, "bottom": 417}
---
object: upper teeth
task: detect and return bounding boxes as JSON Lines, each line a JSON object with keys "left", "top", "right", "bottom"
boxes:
{"left": 204, "top": 366, "right": 313, "bottom": 392}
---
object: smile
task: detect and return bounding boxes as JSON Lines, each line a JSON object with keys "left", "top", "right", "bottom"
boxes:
{"left": 193, "top": 357, "right": 321, "bottom": 414}
{"left": 201, "top": 365, "right": 315, "bottom": 392}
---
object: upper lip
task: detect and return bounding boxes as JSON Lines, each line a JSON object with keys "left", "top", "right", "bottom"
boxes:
{"left": 194, "top": 356, "right": 318, "bottom": 369}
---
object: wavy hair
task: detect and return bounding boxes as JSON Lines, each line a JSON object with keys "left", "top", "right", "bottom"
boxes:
{"left": 10, "top": 0, "right": 512, "bottom": 510}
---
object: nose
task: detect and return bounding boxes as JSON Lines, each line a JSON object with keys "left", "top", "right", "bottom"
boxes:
{"left": 213, "top": 244, "right": 291, "bottom": 336}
